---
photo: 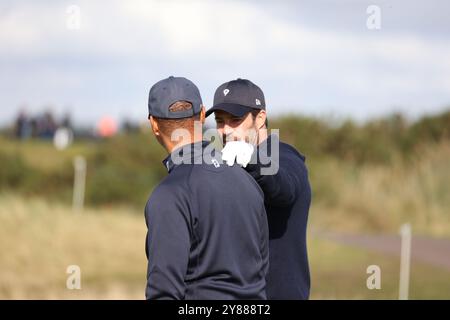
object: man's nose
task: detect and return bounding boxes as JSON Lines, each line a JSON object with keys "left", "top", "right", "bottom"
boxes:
{"left": 223, "top": 124, "right": 234, "bottom": 136}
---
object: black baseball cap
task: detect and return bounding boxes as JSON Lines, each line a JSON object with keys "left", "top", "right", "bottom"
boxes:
{"left": 148, "top": 76, "right": 203, "bottom": 119}
{"left": 206, "top": 78, "right": 266, "bottom": 118}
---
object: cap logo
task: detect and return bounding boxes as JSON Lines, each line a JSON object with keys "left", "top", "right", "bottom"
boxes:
{"left": 255, "top": 98, "right": 261, "bottom": 105}
{"left": 223, "top": 89, "right": 230, "bottom": 96}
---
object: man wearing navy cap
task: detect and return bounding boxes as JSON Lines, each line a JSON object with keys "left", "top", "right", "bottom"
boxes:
{"left": 207, "top": 78, "right": 312, "bottom": 300}
{"left": 144, "top": 76, "right": 269, "bottom": 300}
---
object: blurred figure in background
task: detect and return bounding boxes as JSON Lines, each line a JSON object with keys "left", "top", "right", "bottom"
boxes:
{"left": 14, "top": 109, "right": 31, "bottom": 140}
{"left": 61, "top": 112, "right": 73, "bottom": 131}
{"left": 37, "top": 111, "right": 57, "bottom": 139}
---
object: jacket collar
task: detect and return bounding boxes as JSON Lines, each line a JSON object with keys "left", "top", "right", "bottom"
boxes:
{"left": 162, "top": 140, "right": 209, "bottom": 173}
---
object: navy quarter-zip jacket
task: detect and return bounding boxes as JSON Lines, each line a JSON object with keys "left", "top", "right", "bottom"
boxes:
{"left": 245, "top": 134, "right": 312, "bottom": 300}
{"left": 145, "top": 141, "right": 269, "bottom": 300}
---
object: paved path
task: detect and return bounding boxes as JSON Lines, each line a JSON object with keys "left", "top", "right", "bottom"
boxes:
{"left": 314, "top": 231, "right": 450, "bottom": 271}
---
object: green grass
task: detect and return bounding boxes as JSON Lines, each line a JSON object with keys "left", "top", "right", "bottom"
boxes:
{"left": 308, "top": 141, "right": 450, "bottom": 237}
{"left": 0, "top": 136, "right": 95, "bottom": 173}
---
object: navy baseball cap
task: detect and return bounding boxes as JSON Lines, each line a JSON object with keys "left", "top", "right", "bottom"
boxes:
{"left": 206, "top": 78, "right": 265, "bottom": 118}
{"left": 148, "top": 76, "right": 203, "bottom": 119}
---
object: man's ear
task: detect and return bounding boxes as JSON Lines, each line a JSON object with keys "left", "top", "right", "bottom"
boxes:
{"left": 199, "top": 105, "right": 206, "bottom": 124}
{"left": 255, "top": 110, "right": 267, "bottom": 130}
{"left": 149, "top": 116, "right": 160, "bottom": 136}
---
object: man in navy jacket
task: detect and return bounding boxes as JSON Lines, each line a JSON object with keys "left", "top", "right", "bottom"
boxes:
{"left": 145, "top": 76, "right": 269, "bottom": 299}
{"left": 206, "top": 78, "right": 312, "bottom": 299}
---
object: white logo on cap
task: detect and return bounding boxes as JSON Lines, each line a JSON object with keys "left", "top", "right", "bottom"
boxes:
{"left": 223, "top": 89, "right": 230, "bottom": 96}
{"left": 255, "top": 98, "right": 261, "bottom": 105}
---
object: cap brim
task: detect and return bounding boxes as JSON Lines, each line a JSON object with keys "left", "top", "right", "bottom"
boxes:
{"left": 205, "top": 103, "right": 255, "bottom": 118}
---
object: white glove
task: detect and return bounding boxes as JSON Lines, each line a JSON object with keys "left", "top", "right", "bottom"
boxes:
{"left": 221, "top": 141, "right": 254, "bottom": 168}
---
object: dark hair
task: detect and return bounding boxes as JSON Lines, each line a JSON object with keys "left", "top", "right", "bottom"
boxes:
{"left": 251, "top": 110, "right": 268, "bottom": 128}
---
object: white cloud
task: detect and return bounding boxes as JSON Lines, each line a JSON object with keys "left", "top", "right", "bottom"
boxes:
{"left": 0, "top": 0, "right": 449, "bottom": 124}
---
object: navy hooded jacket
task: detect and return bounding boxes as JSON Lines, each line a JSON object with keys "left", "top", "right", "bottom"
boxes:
{"left": 245, "top": 134, "right": 311, "bottom": 300}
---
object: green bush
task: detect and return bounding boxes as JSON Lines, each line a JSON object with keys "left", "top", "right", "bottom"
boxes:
{"left": 0, "top": 151, "right": 30, "bottom": 189}
{"left": 0, "top": 110, "right": 449, "bottom": 210}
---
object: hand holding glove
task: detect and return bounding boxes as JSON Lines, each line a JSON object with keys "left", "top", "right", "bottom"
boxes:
{"left": 221, "top": 141, "right": 255, "bottom": 168}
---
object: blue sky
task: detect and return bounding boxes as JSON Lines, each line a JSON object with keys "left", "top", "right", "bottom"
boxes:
{"left": 1, "top": 0, "right": 449, "bottom": 126}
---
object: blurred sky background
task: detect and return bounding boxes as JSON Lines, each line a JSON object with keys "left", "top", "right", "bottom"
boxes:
{"left": 1, "top": 0, "right": 449, "bottom": 126}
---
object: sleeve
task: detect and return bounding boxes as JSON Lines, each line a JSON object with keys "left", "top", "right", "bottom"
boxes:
{"left": 259, "top": 202, "right": 270, "bottom": 278}
{"left": 144, "top": 188, "right": 191, "bottom": 300}
{"left": 245, "top": 137, "right": 302, "bottom": 207}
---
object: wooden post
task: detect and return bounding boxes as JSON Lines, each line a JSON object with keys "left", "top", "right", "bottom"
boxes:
{"left": 73, "top": 156, "right": 86, "bottom": 212}
{"left": 399, "top": 223, "right": 412, "bottom": 300}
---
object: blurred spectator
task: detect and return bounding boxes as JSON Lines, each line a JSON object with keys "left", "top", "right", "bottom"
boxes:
{"left": 11, "top": 109, "right": 143, "bottom": 141}
{"left": 122, "top": 118, "right": 139, "bottom": 134}
{"left": 14, "top": 109, "right": 58, "bottom": 140}
{"left": 14, "top": 110, "right": 31, "bottom": 139}
{"left": 61, "top": 113, "right": 73, "bottom": 130}
{"left": 37, "top": 111, "right": 57, "bottom": 139}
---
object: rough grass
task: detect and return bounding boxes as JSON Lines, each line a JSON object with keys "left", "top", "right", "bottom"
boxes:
{"left": 309, "top": 141, "right": 450, "bottom": 237}
{"left": 1, "top": 194, "right": 449, "bottom": 299}
{"left": 0, "top": 194, "right": 147, "bottom": 299}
